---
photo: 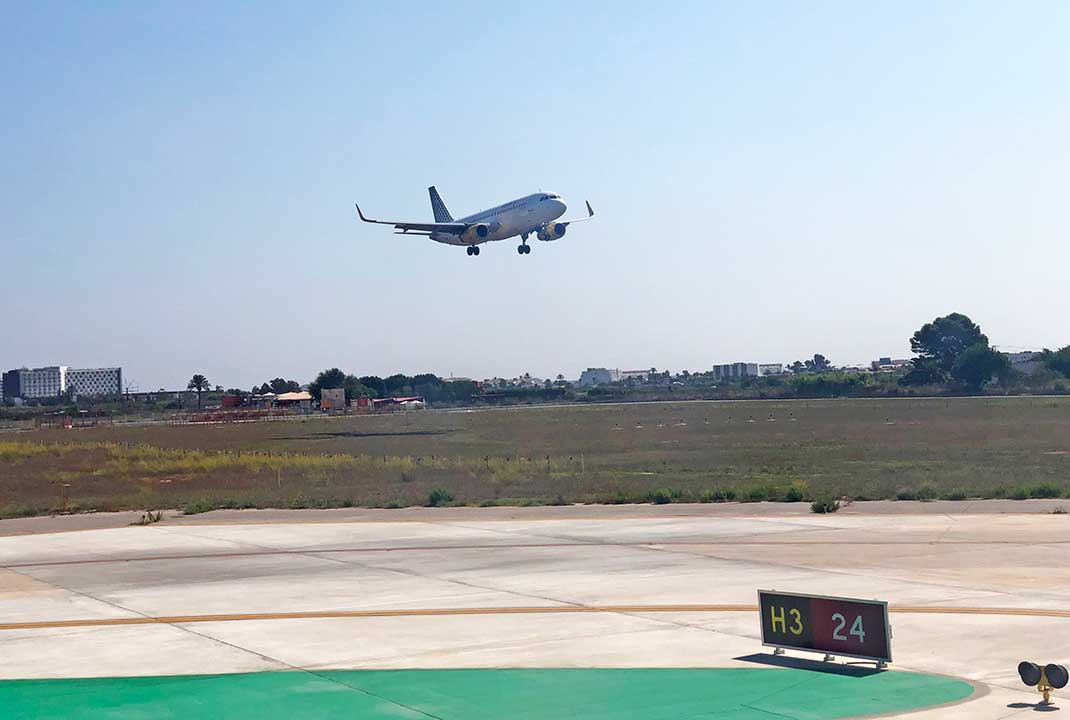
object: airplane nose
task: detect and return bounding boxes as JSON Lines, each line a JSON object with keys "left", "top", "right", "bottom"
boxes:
{"left": 554, "top": 199, "right": 567, "bottom": 215}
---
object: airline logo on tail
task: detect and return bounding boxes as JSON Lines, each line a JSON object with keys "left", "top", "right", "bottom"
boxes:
{"left": 428, "top": 186, "right": 453, "bottom": 223}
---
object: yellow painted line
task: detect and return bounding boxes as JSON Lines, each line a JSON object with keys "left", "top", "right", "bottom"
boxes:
{"left": 3, "top": 604, "right": 1070, "bottom": 631}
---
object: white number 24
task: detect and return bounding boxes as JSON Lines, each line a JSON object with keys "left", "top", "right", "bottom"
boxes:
{"left": 831, "top": 613, "right": 866, "bottom": 643}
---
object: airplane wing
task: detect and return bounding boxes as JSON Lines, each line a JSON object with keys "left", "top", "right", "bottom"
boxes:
{"left": 559, "top": 201, "right": 595, "bottom": 225}
{"left": 355, "top": 204, "right": 468, "bottom": 235}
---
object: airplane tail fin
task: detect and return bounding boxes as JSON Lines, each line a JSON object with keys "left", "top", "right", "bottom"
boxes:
{"left": 428, "top": 186, "right": 453, "bottom": 223}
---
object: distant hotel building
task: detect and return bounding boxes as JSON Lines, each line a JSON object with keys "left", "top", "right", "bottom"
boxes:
{"left": 2, "top": 365, "right": 122, "bottom": 400}
{"left": 68, "top": 367, "right": 122, "bottom": 396}
{"left": 17, "top": 366, "right": 68, "bottom": 399}
{"left": 711, "top": 363, "right": 759, "bottom": 381}
{"left": 1, "top": 370, "right": 20, "bottom": 402}
{"left": 759, "top": 363, "right": 784, "bottom": 376}
{"left": 578, "top": 368, "right": 621, "bottom": 387}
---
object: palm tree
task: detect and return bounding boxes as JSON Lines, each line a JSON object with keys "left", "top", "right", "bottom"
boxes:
{"left": 187, "top": 374, "right": 210, "bottom": 408}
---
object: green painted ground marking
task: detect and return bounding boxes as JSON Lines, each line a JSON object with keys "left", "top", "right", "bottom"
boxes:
{"left": 1, "top": 668, "right": 973, "bottom": 720}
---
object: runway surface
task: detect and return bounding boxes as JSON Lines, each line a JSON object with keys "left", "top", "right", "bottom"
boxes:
{"left": 3, "top": 506, "right": 1069, "bottom": 717}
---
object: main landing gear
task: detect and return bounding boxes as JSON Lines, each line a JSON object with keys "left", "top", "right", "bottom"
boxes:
{"left": 517, "top": 243, "right": 530, "bottom": 255}
{"left": 466, "top": 245, "right": 480, "bottom": 256}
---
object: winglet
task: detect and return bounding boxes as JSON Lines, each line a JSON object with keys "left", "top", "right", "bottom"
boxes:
{"left": 355, "top": 203, "right": 380, "bottom": 223}
{"left": 586, "top": 201, "right": 594, "bottom": 217}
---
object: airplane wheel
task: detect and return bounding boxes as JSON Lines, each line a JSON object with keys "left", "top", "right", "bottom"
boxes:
{"left": 473, "top": 246, "right": 480, "bottom": 256}
{"left": 517, "top": 244, "right": 525, "bottom": 255}
{"left": 466, "top": 247, "right": 473, "bottom": 256}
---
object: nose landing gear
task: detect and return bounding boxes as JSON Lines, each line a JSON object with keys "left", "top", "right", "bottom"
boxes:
{"left": 517, "top": 243, "right": 530, "bottom": 255}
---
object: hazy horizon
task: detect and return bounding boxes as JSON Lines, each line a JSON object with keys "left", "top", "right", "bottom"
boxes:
{"left": 4, "top": 2, "right": 1068, "bottom": 391}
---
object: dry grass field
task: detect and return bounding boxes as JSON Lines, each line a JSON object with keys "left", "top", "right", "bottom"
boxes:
{"left": 2, "top": 397, "right": 1069, "bottom": 517}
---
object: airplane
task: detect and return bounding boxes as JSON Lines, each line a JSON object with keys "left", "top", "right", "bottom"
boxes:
{"left": 356, "top": 186, "right": 594, "bottom": 256}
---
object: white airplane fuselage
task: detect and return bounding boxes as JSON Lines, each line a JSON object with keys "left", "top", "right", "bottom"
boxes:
{"left": 431, "top": 193, "right": 567, "bottom": 246}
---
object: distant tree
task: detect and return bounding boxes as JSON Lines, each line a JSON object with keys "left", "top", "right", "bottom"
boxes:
{"left": 359, "top": 376, "right": 385, "bottom": 397}
{"left": 259, "top": 383, "right": 272, "bottom": 395}
{"left": 343, "top": 374, "right": 371, "bottom": 400}
{"left": 556, "top": 374, "right": 565, "bottom": 381}
{"left": 384, "top": 374, "right": 412, "bottom": 395}
{"left": 226, "top": 388, "right": 247, "bottom": 397}
{"left": 1041, "top": 346, "right": 1070, "bottom": 378}
{"left": 442, "top": 379, "right": 478, "bottom": 402}
{"left": 909, "top": 313, "right": 987, "bottom": 376}
{"left": 805, "top": 354, "right": 832, "bottom": 372}
{"left": 902, "top": 313, "right": 1001, "bottom": 389}
{"left": 308, "top": 368, "right": 346, "bottom": 401}
{"left": 412, "top": 373, "right": 441, "bottom": 390}
{"left": 214, "top": 385, "right": 223, "bottom": 392}
{"left": 268, "top": 377, "right": 301, "bottom": 394}
{"left": 899, "top": 362, "right": 946, "bottom": 386}
{"left": 187, "top": 374, "right": 210, "bottom": 408}
{"left": 790, "top": 361, "right": 806, "bottom": 374}
{"left": 951, "top": 343, "right": 1010, "bottom": 390}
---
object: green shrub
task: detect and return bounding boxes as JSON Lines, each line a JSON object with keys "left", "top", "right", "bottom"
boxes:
{"left": 700, "top": 488, "right": 735, "bottom": 503}
{"left": 426, "top": 488, "right": 454, "bottom": 507}
{"left": 784, "top": 481, "right": 807, "bottom": 503}
{"left": 942, "top": 489, "right": 968, "bottom": 501}
{"left": 744, "top": 486, "right": 769, "bottom": 503}
{"left": 649, "top": 487, "right": 683, "bottom": 504}
{"left": 607, "top": 491, "right": 640, "bottom": 505}
{"left": 1009, "top": 486, "right": 1030, "bottom": 500}
{"left": 810, "top": 498, "right": 840, "bottom": 514}
{"left": 182, "top": 499, "right": 217, "bottom": 515}
{"left": 916, "top": 485, "right": 938, "bottom": 501}
{"left": 0, "top": 504, "right": 53, "bottom": 519}
{"left": 1028, "top": 484, "right": 1062, "bottom": 499}
{"left": 895, "top": 489, "right": 917, "bottom": 501}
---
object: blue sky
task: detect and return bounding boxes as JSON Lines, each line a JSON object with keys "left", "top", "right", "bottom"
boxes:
{"left": 3, "top": 1, "right": 1068, "bottom": 390}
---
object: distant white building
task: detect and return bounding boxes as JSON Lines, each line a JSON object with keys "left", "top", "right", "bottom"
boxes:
{"left": 67, "top": 367, "right": 122, "bottom": 397}
{"left": 1006, "top": 351, "right": 1044, "bottom": 375}
{"left": 4, "top": 365, "right": 123, "bottom": 399}
{"left": 578, "top": 368, "right": 621, "bottom": 387}
{"left": 711, "top": 363, "right": 759, "bottom": 381}
{"left": 1006, "top": 351, "right": 1041, "bottom": 364}
{"left": 18, "top": 366, "right": 68, "bottom": 399}
{"left": 870, "top": 357, "right": 912, "bottom": 372}
{"left": 619, "top": 369, "right": 650, "bottom": 383}
{"left": 758, "top": 363, "right": 784, "bottom": 376}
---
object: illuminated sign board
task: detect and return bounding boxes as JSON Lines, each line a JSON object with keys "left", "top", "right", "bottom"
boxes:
{"left": 758, "top": 590, "right": 892, "bottom": 664}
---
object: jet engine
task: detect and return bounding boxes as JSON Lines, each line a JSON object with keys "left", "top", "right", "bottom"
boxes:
{"left": 462, "top": 223, "right": 490, "bottom": 244}
{"left": 537, "top": 223, "right": 567, "bottom": 241}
